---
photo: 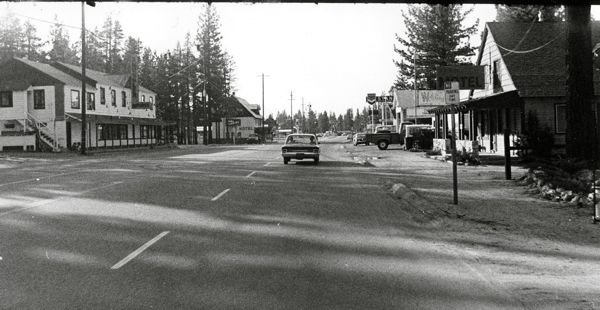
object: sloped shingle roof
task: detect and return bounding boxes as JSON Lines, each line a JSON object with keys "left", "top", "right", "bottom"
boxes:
{"left": 235, "top": 97, "right": 261, "bottom": 119}
{"left": 15, "top": 57, "right": 93, "bottom": 89}
{"left": 484, "top": 21, "right": 600, "bottom": 97}
{"left": 57, "top": 62, "right": 155, "bottom": 94}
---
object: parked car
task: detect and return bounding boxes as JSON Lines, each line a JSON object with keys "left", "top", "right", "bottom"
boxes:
{"left": 247, "top": 134, "right": 260, "bottom": 144}
{"left": 281, "top": 134, "right": 320, "bottom": 164}
{"left": 353, "top": 133, "right": 368, "bottom": 146}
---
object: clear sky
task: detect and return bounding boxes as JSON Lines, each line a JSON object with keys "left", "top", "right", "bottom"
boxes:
{"left": 3, "top": 2, "right": 598, "bottom": 117}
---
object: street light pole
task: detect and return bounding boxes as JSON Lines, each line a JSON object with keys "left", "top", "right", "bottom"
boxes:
{"left": 290, "top": 91, "right": 294, "bottom": 132}
{"left": 80, "top": 1, "right": 88, "bottom": 155}
{"left": 261, "top": 73, "right": 265, "bottom": 143}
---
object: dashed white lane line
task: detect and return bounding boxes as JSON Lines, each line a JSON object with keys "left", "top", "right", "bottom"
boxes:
{"left": 264, "top": 162, "right": 272, "bottom": 167}
{"left": 211, "top": 189, "right": 231, "bottom": 201}
{"left": 245, "top": 171, "right": 257, "bottom": 178}
{"left": 111, "top": 231, "right": 170, "bottom": 270}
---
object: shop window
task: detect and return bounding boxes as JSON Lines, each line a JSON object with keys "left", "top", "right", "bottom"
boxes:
{"left": 555, "top": 103, "right": 567, "bottom": 134}
{"left": 100, "top": 87, "right": 106, "bottom": 105}
{"left": 4, "top": 123, "right": 15, "bottom": 129}
{"left": 111, "top": 89, "right": 116, "bottom": 106}
{"left": 87, "top": 92, "right": 95, "bottom": 110}
{"left": 71, "top": 90, "right": 80, "bottom": 109}
{"left": 34, "top": 89, "right": 45, "bottom": 109}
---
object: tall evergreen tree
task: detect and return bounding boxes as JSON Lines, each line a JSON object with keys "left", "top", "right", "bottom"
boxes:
{"left": 196, "top": 4, "right": 232, "bottom": 144}
{"left": 307, "top": 108, "right": 317, "bottom": 133}
{"left": 495, "top": 5, "right": 564, "bottom": 22}
{"left": 85, "top": 27, "right": 105, "bottom": 71}
{"left": 393, "top": 4, "right": 479, "bottom": 90}
{"left": 48, "top": 16, "right": 77, "bottom": 64}
{"left": 0, "top": 13, "right": 25, "bottom": 61}
{"left": 23, "top": 20, "right": 44, "bottom": 61}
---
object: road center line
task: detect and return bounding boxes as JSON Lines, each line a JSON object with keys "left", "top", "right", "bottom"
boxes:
{"left": 211, "top": 189, "right": 230, "bottom": 201}
{"left": 111, "top": 231, "right": 170, "bottom": 270}
{"left": 245, "top": 171, "right": 257, "bottom": 178}
{"left": 264, "top": 162, "right": 271, "bottom": 167}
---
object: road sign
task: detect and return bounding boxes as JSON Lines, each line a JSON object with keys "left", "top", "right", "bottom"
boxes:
{"left": 445, "top": 89, "right": 460, "bottom": 105}
{"left": 366, "top": 93, "right": 377, "bottom": 105}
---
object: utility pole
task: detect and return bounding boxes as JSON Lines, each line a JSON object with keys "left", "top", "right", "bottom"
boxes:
{"left": 259, "top": 73, "right": 269, "bottom": 143}
{"left": 80, "top": 2, "right": 88, "bottom": 155}
{"left": 301, "top": 97, "right": 305, "bottom": 133}
{"left": 290, "top": 91, "right": 294, "bottom": 132}
{"left": 413, "top": 49, "right": 418, "bottom": 124}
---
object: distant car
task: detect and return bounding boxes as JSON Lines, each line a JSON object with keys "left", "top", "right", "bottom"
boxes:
{"left": 353, "top": 133, "right": 368, "bottom": 146}
{"left": 281, "top": 134, "right": 320, "bottom": 164}
{"left": 247, "top": 134, "right": 260, "bottom": 144}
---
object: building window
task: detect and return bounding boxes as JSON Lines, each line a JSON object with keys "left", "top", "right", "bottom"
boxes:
{"left": 33, "top": 89, "right": 45, "bottom": 109}
{"left": 0, "top": 91, "right": 13, "bottom": 108}
{"left": 122, "top": 91, "right": 127, "bottom": 107}
{"left": 111, "top": 89, "right": 116, "bottom": 106}
{"left": 141, "top": 94, "right": 145, "bottom": 102}
{"left": 492, "top": 60, "right": 502, "bottom": 92}
{"left": 100, "top": 87, "right": 106, "bottom": 105}
{"left": 4, "top": 123, "right": 15, "bottom": 129}
{"left": 149, "top": 96, "right": 154, "bottom": 110}
{"left": 555, "top": 103, "right": 567, "bottom": 134}
{"left": 87, "top": 92, "right": 95, "bottom": 110}
{"left": 99, "top": 124, "right": 128, "bottom": 140}
{"left": 140, "top": 125, "right": 150, "bottom": 138}
{"left": 71, "top": 90, "right": 80, "bottom": 109}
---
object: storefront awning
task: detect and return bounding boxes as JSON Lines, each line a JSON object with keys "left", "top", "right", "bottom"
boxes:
{"left": 65, "top": 113, "right": 174, "bottom": 126}
{"left": 427, "top": 90, "right": 524, "bottom": 114}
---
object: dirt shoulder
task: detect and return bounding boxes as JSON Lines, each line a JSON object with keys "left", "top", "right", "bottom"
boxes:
{"left": 344, "top": 143, "right": 600, "bottom": 309}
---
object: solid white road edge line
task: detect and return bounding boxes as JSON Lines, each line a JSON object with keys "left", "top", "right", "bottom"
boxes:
{"left": 211, "top": 189, "right": 231, "bottom": 201}
{"left": 245, "top": 171, "right": 257, "bottom": 178}
{"left": 111, "top": 231, "right": 170, "bottom": 270}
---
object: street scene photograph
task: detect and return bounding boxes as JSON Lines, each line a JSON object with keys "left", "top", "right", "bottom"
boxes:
{"left": 0, "top": 1, "right": 600, "bottom": 309}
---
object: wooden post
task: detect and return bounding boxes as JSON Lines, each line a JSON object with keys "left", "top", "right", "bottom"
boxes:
{"left": 504, "top": 128, "right": 511, "bottom": 180}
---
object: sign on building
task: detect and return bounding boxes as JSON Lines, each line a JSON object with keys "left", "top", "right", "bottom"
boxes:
{"left": 436, "top": 66, "right": 485, "bottom": 89}
{"left": 445, "top": 89, "right": 460, "bottom": 104}
{"left": 418, "top": 90, "right": 446, "bottom": 106}
{"left": 226, "top": 118, "right": 241, "bottom": 126}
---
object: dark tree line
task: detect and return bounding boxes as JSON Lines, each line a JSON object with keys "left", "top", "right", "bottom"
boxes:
{"left": 272, "top": 107, "right": 371, "bottom": 133}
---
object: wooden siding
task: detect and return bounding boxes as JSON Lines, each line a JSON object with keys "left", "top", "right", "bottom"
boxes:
{"left": 472, "top": 26, "right": 517, "bottom": 99}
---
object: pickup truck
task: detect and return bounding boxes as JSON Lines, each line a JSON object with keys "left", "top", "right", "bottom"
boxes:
{"left": 366, "top": 123, "right": 432, "bottom": 150}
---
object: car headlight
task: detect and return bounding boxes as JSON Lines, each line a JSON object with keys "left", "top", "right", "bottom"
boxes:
{"left": 282, "top": 149, "right": 287, "bottom": 153}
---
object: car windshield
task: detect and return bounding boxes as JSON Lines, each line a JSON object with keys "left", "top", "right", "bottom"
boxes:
{"left": 286, "top": 135, "right": 316, "bottom": 145}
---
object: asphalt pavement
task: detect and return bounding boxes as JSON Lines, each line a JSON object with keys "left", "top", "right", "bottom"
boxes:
{"left": 0, "top": 139, "right": 540, "bottom": 309}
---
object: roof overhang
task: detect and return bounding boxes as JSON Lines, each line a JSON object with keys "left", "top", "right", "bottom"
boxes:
{"left": 428, "top": 90, "right": 524, "bottom": 114}
{"left": 65, "top": 113, "right": 174, "bottom": 126}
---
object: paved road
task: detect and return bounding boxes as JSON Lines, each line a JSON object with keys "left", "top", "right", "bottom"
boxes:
{"left": 0, "top": 139, "right": 523, "bottom": 310}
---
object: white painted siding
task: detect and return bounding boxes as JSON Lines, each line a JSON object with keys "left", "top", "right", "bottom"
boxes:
{"left": 63, "top": 84, "right": 156, "bottom": 119}
{"left": 472, "top": 26, "right": 517, "bottom": 99}
{"left": 0, "top": 90, "right": 27, "bottom": 120}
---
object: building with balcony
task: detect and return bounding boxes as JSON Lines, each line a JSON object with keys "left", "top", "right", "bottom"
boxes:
{"left": 0, "top": 57, "right": 167, "bottom": 152}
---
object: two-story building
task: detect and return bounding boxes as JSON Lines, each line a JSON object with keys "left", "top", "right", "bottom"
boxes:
{"left": 429, "top": 21, "right": 600, "bottom": 156}
{"left": 0, "top": 57, "right": 166, "bottom": 151}
{"left": 214, "top": 96, "right": 262, "bottom": 142}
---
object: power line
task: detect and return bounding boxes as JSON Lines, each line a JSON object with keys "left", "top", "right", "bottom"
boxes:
{"left": 496, "top": 34, "right": 560, "bottom": 55}
{"left": 12, "top": 12, "right": 108, "bottom": 43}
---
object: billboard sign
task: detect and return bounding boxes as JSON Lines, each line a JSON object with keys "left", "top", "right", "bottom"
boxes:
{"left": 226, "top": 118, "right": 241, "bottom": 126}
{"left": 418, "top": 90, "right": 446, "bottom": 106}
{"left": 436, "top": 66, "right": 485, "bottom": 89}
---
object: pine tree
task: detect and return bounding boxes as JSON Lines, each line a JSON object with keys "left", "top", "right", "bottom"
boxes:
{"left": 0, "top": 13, "right": 25, "bottom": 61}
{"left": 196, "top": 4, "right": 232, "bottom": 144}
{"left": 48, "top": 16, "right": 77, "bottom": 64}
{"left": 495, "top": 5, "right": 564, "bottom": 22}
{"left": 23, "top": 20, "right": 44, "bottom": 61}
{"left": 307, "top": 108, "right": 317, "bottom": 133}
{"left": 393, "top": 4, "right": 479, "bottom": 90}
{"left": 85, "top": 27, "right": 105, "bottom": 71}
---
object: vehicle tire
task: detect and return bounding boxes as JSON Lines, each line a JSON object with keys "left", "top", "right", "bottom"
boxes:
{"left": 365, "top": 142, "right": 370, "bottom": 146}
{"left": 283, "top": 158, "right": 289, "bottom": 164}
{"left": 314, "top": 157, "right": 319, "bottom": 164}
{"left": 353, "top": 142, "right": 357, "bottom": 146}
{"left": 377, "top": 140, "right": 389, "bottom": 150}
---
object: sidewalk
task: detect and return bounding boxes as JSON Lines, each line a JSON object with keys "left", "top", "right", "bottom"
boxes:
{"left": 343, "top": 143, "right": 600, "bottom": 309}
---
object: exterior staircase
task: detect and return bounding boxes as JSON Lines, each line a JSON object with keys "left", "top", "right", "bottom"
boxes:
{"left": 17, "top": 113, "right": 61, "bottom": 152}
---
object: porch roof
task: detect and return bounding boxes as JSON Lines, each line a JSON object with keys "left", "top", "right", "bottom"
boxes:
{"left": 65, "top": 113, "right": 173, "bottom": 126}
{"left": 428, "top": 90, "right": 524, "bottom": 114}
